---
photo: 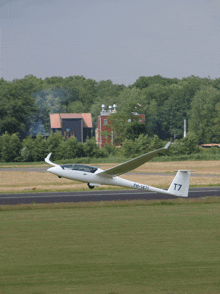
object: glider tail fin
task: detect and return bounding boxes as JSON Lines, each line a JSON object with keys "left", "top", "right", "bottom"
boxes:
{"left": 168, "top": 170, "right": 191, "bottom": 197}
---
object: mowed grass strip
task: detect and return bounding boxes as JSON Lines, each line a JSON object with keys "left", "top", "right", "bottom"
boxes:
{"left": 0, "top": 171, "right": 77, "bottom": 187}
{"left": 98, "top": 160, "right": 220, "bottom": 175}
{"left": 0, "top": 171, "right": 84, "bottom": 193}
{"left": 1, "top": 201, "right": 220, "bottom": 294}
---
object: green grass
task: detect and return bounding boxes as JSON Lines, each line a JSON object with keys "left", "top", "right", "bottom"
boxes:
{"left": 1, "top": 199, "right": 220, "bottom": 294}
{"left": 0, "top": 156, "right": 130, "bottom": 166}
{"left": 1, "top": 150, "right": 220, "bottom": 167}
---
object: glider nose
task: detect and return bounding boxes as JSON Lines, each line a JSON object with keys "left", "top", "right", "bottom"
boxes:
{"left": 47, "top": 166, "right": 62, "bottom": 177}
{"left": 47, "top": 167, "right": 56, "bottom": 173}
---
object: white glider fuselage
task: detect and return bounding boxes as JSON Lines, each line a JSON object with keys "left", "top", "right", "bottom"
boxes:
{"left": 48, "top": 165, "right": 154, "bottom": 191}
{"left": 45, "top": 142, "right": 191, "bottom": 197}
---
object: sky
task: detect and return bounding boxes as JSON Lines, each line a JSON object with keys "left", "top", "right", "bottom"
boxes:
{"left": 1, "top": 0, "right": 220, "bottom": 85}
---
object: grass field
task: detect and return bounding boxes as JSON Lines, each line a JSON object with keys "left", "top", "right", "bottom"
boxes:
{"left": 1, "top": 160, "right": 220, "bottom": 293}
{"left": 1, "top": 199, "right": 220, "bottom": 294}
{"left": 1, "top": 160, "right": 220, "bottom": 193}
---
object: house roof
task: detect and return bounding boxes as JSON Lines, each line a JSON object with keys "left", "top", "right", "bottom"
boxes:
{"left": 50, "top": 113, "right": 93, "bottom": 129}
{"left": 81, "top": 113, "right": 93, "bottom": 128}
{"left": 60, "top": 113, "right": 82, "bottom": 119}
{"left": 50, "top": 113, "right": 61, "bottom": 129}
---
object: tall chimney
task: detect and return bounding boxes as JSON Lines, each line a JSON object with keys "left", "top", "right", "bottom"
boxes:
{"left": 101, "top": 104, "right": 106, "bottom": 113}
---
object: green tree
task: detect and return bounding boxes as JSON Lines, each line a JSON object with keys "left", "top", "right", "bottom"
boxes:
{"left": 21, "top": 134, "right": 47, "bottom": 162}
{"left": 90, "top": 80, "right": 125, "bottom": 128}
{"left": 46, "top": 132, "right": 65, "bottom": 160}
{"left": 181, "top": 132, "right": 199, "bottom": 154}
{"left": 1, "top": 132, "right": 21, "bottom": 162}
{"left": 62, "top": 76, "right": 97, "bottom": 110}
{"left": 0, "top": 136, "right": 2, "bottom": 161}
{"left": 158, "top": 77, "right": 203, "bottom": 139}
{"left": 44, "top": 76, "right": 64, "bottom": 86}
{"left": 10, "top": 133, "right": 22, "bottom": 162}
{"left": 58, "top": 137, "right": 85, "bottom": 159}
{"left": 145, "top": 99, "right": 158, "bottom": 137}
{"left": 102, "top": 143, "right": 119, "bottom": 156}
{"left": 84, "top": 137, "right": 107, "bottom": 158}
{"left": 1, "top": 132, "right": 11, "bottom": 162}
{"left": 120, "top": 134, "right": 164, "bottom": 158}
{"left": 33, "top": 134, "right": 48, "bottom": 161}
{"left": 66, "top": 137, "right": 85, "bottom": 158}
{"left": 132, "top": 75, "right": 179, "bottom": 89}
{"left": 108, "top": 98, "right": 147, "bottom": 144}
{"left": 189, "top": 86, "right": 220, "bottom": 143}
{"left": 120, "top": 138, "right": 134, "bottom": 157}
{"left": 96, "top": 80, "right": 125, "bottom": 97}
{"left": 140, "top": 84, "right": 170, "bottom": 138}
{"left": 166, "top": 133, "right": 199, "bottom": 156}
{"left": 67, "top": 101, "right": 86, "bottom": 113}
{"left": 0, "top": 79, "right": 36, "bottom": 136}
{"left": 126, "top": 134, "right": 152, "bottom": 157}
{"left": 21, "top": 136, "right": 35, "bottom": 162}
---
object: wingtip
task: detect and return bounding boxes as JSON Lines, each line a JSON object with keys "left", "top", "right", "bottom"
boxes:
{"left": 164, "top": 141, "right": 171, "bottom": 149}
{"left": 45, "top": 153, "right": 52, "bottom": 163}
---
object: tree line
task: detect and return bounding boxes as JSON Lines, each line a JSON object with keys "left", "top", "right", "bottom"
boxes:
{"left": 0, "top": 131, "right": 201, "bottom": 163}
{"left": 0, "top": 132, "right": 107, "bottom": 162}
{"left": 1, "top": 74, "right": 220, "bottom": 161}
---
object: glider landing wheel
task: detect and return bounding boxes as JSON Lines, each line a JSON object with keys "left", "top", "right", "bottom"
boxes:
{"left": 87, "top": 183, "right": 95, "bottom": 189}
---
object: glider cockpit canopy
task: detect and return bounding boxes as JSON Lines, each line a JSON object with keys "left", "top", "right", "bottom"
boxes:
{"left": 61, "top": 164, "right": 98, "bottom": 173}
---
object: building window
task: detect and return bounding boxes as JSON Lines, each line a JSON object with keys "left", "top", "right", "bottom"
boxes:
{"left": 103, "top": 119, "right": 108, "bottom": 125}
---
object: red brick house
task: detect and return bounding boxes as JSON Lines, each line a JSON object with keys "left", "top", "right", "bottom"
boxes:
{"left": 96, "top": 105, "right": 145, "bottom": 148}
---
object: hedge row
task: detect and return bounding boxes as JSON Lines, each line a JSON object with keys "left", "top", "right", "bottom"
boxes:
{"left": 0, "top": 132, "right": 107, "bottom": 162}
{"left": 0, "top": 131, "right": 211, "bottom": 163}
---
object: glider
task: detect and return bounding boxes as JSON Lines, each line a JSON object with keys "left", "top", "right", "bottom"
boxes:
{"left": 45, "top": 142, "right": 191, "bottom": 197}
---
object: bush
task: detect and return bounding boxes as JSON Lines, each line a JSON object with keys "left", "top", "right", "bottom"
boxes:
{"left": 84, "top": 137, "right": 107, "bottom": 158}
{"left": 167, "top": 132, "right": 200, "bottom": 156}
{"left": 21, "top": 136, "right": 35, "bottom": 161}
{"left": 34, "top": 134, "right": 48, "bottom": 161}
{"left": 120, "top": 134, "right": 164, "bottom": 158}
{"left": 57, "top": 137, "right": 85, "bottom": 160}
{"left": 120, "top": 138, "right": 135, "bottom": 157}
{"left": 103, "top": 143, "right": 119, "bottom": 156}
{"left": 46, "top": 132, "right": 65, "bottom": 160}
{"left": 21, "top": 134, "right": 48, "bottom": 162}
{"left": 0, "top": 136, "right": 2, "bottom": 161}
{"left": 1, "top": 132, "right": 22, "bottom": 162}
{"left": 66, "top": 137, "right": 85, "bottom": 158}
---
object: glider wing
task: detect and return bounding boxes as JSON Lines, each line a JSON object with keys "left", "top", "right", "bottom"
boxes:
{"left": 45, "top": 153, "right": 60, "bottom": 167}
{"left": 97, "top": 142, "right": 170, "bottom": 177}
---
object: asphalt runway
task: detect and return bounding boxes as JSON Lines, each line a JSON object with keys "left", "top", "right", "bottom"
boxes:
{"left": 0, "top": 187, "right": 220, "bottom": 205}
